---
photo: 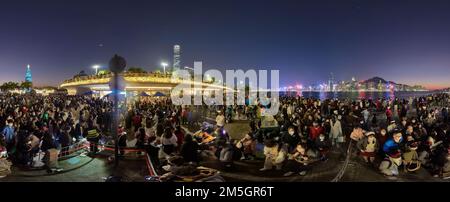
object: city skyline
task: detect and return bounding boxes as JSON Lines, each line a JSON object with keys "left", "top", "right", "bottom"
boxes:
{"left": 1, "top": 0, "right": 450, "bottom": 89}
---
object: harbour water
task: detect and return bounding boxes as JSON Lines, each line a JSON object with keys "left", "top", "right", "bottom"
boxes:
{"left": 282, "top": 91, "right": 435, "bottom": 100}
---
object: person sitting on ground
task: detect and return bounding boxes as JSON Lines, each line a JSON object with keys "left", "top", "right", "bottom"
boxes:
{"left": 236, "top": 133, "right": 256, "bottom": 160}
{"left": 383, "top": 131, "right": 403, "bottom": 155}
{"left": 26, "top": 132, "right": 40, "bottom": 166}
{"left": 160, "top": 156, "right": 198, "bottom": 182}
{"left": 160, "top": 155, "right": 219, "bottom": 182}
{"left": 283, "top": 143, "right": 310, "bottom": 177}
{"left": 281, "top": 126, "right": 300, "bottom": 153}
{"left": 174, "top": 125, "right": 185, "bottom": 151}
{"left": 379, "top": 150, "right": 402, "bottom": 177}
{"left": 314, "top": 133, "right": 331, "bottom": 161}
{"left": 159, "top": 127, "right": 178, "bottom": 160}
{"left": 350, "top": 126, "right": 365, "bottom": 142}
{"left": 180, "top": 134, "right": 199, "bottom": 164}
{"left": 260, "top": 137, "right": 282, "bottom": 171}
{"left": 214, "top": 127, "right": 229, "bottom": 148}
{"left": 387, "top": 120, "right": 397, "bottom": 133}
{"left": 357, "top": 131, "right": 379, "bottom": 165}
{"left": 219, "top": 140, "right": 240, "bottom": 169}
{"left": 402, "top": 137, "right": 421, "bottom": 173}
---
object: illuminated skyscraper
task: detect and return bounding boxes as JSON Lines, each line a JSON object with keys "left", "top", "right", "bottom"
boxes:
{"left": 25, "top": 64, "right": 32, "bottom": 82}
{"left": 173, "top": 45, "right": 181, "bottom": 72}
{"left": 328, "top": 72, "right": 335, "bottom": 92}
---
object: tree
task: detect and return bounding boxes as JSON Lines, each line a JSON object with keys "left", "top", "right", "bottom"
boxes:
{"left": 20, "top": 81, "right": 33, "bottom": 90}
{"left": 97, "top": 70, "right": 110, "bottom": 75}
{"left": 127, "top": 67, "right": 147, "bottom": 73}
{"left": 0, "top": 81, "right": 20, "bottom": 92}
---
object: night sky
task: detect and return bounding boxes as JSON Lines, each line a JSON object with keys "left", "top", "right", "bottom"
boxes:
{"left": 1, "top": 0, "right": 450, "bottom": 89}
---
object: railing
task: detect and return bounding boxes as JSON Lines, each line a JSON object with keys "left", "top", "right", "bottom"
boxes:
{"left": 58, "top": 140, "right": 90, "bottom": 159}
{"left": 89, "top": 143, "right": 159, "bottom": 178}
{"left": 330, "top": 140, "right": 353, "bottom": 182}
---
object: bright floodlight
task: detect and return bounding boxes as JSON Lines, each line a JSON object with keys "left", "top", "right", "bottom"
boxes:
{"left": 92, "top": 65, "right": 101, "bottom": 75}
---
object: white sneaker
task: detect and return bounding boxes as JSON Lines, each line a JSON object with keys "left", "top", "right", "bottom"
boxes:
{"left": 259, "top": 168, "right": 270, "bottom": 171}
{"left": 299, "top": 171, "right": 307, "bottom": 176}
{"left": 283, "top": 172, "right": 294, "bottom": 177}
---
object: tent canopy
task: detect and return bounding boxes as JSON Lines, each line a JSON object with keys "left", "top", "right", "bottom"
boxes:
{"left": 83, "top": 91, "right": 95, "bottom": 95}
{"left": 153, "top": 92, "right": 166, "bottom": 97}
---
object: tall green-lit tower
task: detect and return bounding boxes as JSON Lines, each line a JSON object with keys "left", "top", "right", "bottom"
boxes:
{"left": 25, "top": 64, "right": 32, "bottom": 82}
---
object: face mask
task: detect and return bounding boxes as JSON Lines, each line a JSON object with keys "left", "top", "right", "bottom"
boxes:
{"left": 8, "top": 123, "right": 13, "bottom": 127}
{"left": 319, "top": 136, "right": 325, "bottom": 141}
{"left": 289, "top": 131, "right": 294, "bottom": 135}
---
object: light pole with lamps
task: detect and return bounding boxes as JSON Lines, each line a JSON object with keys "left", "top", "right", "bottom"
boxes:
{"left": 161, "top": 62, "right": 168, "bottom": 74}
{"left": 109, "top": 55, "right": 126, "bottom": 169}
{"left": 92, "top": 65, "right": 101, "bottom": 75}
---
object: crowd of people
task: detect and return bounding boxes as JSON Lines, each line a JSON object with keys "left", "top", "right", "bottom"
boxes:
{"left": 1, "top": 91, "right": 449, "bottom": 180}
{"left": 228, "top": 93, "right": 450, "bottom": 178}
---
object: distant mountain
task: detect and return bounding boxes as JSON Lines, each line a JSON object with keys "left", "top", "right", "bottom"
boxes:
{"left": 363, "top": 77, "right": 395, "bottom": 85}
{"left": 361, "top": 77, "right": 426, "bottom": 91}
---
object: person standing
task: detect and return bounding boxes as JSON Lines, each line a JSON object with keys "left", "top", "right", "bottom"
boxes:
{"left": 330, "top": 116, "right": 343, "bottom": 148}
{"left": 1, "top": 119, "right": 16, "bottom": 156}
{"left": 215, "top": 111, "right": 225, "bottom": 128}
{"left": 86, "top": 124, "right": 100, "bottom": 155}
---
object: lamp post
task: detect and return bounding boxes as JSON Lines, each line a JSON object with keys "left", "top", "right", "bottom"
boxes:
{"left": 161, "top": 62, "right": 168, "bottom": 74}
{"left": 92, "top": 65, "right": 101, "bottom": 75}
{"left": 109, "top": 54, "right": 126, "bottom": 169}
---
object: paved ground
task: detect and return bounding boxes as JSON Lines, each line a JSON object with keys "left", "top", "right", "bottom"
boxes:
{"left": 0, "top": 152, "right": 148, "bottom": 182}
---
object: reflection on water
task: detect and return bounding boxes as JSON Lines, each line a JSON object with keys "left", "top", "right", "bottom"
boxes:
{"left": 285, "top": 91, "right": 431, "bottom": 100}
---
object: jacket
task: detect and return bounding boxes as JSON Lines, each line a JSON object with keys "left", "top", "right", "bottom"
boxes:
{"left": 309, "top": 126, "right": 323, "bottom": 141}
{"left": 383, "top": 138, "right": 402, "bottom": 153}
{"left": 330, "top": 120, "right": 343, "bottom": 139}
{"left": 357, "top": 136, "right": 379, "bottom": 152}
{"left": 2, "top": 126, "right": 15, "bottom": 144}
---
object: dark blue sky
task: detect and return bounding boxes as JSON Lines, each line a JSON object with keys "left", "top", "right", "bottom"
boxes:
{"left": 1, "top": 0, "right": 450, "bottom": 89}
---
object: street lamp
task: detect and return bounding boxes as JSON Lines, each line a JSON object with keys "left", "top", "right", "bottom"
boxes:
{"left": 109, "top": 54, "right": 126, "bottom": 169}
{"left": 92, "top": 65, "right": 101, "bottom": 75}
{"left": 161, "top": 62, "right": 168, "bottom": 74}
